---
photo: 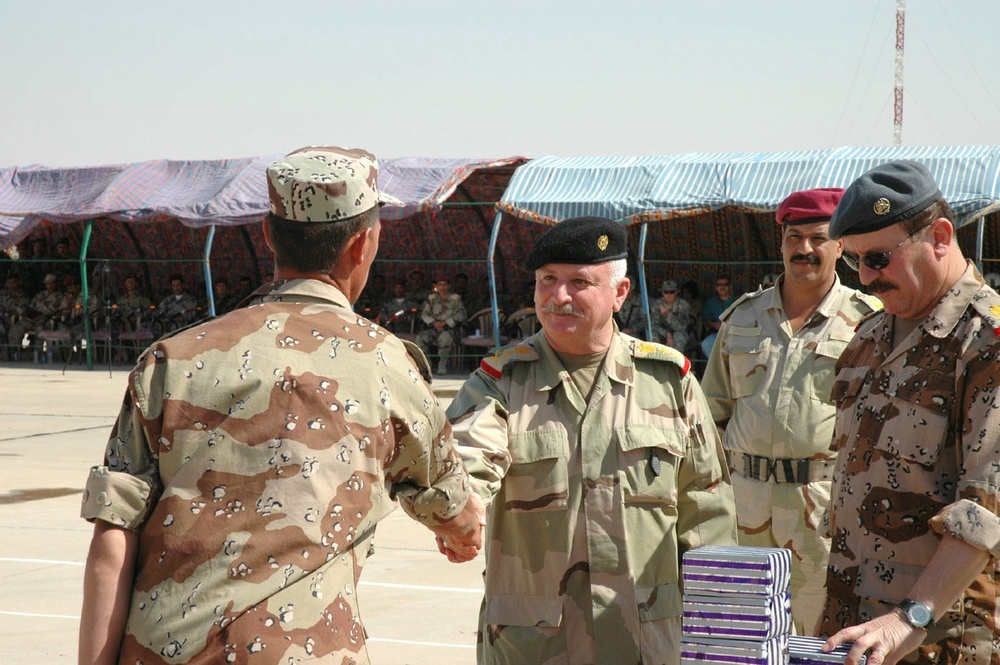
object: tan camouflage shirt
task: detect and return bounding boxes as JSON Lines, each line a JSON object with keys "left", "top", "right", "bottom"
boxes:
{"left": 821, "top": 263, "right": 1000, "bottom": 665}
{"left": 447, "top": 331, "right": 737, "bottom": 665}
{"left": 702, "top": 275, "right": 882, "bottom": 461}
{"left": 420, "top": 292, "right": 466, "bottom": 328}
{"left": 81, "top": 278, "right": 473, "bottom": 665}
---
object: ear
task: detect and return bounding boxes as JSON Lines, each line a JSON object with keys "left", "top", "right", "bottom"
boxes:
{"left": 262, "top": 216, "right": 274, "bottom": 251}
{"left": 613, "top": 277, "right": 631, "bottom": 312}
{"left": 930, "top": 218, "right": 954, "bottom": 256}
{"left": 834, "top": 238, "right": 844, "bottom": 258}
{"left": 347, "top": 226, "right": 374, "bottom": 266}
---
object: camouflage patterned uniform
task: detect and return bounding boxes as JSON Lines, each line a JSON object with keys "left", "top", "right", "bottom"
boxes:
{"left": 417, "top": 291, "right": 467, "bottom": 374}
{"left": 115, "top": 291, "right": 153, "bottom": 331}
{"left": 81, "top": 278, "right": 473, "bottom": 665}
{"left": 447, "top": 331, "right": 738, "bottom": 665}
{"left": 821, "top": 264, "right": 1000, "bottom": 664}
{"left": 701, "top": 275, "right": 881, "bottom": 635}
{"left": 155, "top": 291, "right": 200, "bottom": 331}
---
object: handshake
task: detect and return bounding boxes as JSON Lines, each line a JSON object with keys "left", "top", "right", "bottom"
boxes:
{"left": 432, "top": 492, "right": 488, "bottom": 564}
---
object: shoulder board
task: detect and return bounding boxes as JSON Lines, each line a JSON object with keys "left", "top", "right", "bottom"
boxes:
{"left": 719, "top": 288, "right": 764, "bottom": 323}
{"left": 853, "top": 291, "right": 884, "bottom": 314}
{"left": 480, "top": 341, "right": 539, "bottom": 380}
{"left": 631, "top": 340, "right": 691, "bottom": 377}
{"left": 970, "top": 289, "right": 1000, "bottom": 338}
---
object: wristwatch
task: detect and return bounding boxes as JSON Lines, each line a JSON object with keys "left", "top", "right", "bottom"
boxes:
{"left": 898, "top": 598, "right": 935, "bottom": 630}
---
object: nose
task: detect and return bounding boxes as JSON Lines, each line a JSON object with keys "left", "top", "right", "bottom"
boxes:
{"left": 550, "top": 280, "right": 572, "bottom": 304}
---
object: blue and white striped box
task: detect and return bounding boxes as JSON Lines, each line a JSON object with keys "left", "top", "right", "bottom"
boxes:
{"left": 788, "top": 635, "right": 865, "bottom": 665}
{"left": 682, "top": 545, "right": 791, "bottom": 597}
{"left": 683, "top": 591, "right": 791, "bottom": 640}
{"left": 681, "top": 635, "right": 789, "bottom": 665}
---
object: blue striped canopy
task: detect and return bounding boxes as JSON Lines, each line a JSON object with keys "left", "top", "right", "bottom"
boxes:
{"left": 498, "top": 145, "right": 1000, "bottom": 228}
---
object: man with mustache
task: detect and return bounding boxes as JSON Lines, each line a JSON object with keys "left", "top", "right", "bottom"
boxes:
{"left": 701, "top": 188, "right": 882, "bottom": 636}
{"left": 444, "top": 215, "right": 737, "bottom": 665}
{"left": 819, "top": 160, "right": 1000, "bottom": 665}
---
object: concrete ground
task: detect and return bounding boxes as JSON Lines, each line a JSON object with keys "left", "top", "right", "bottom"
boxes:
{"left": 0, "top": 363, "right": 482, "bottom": 665}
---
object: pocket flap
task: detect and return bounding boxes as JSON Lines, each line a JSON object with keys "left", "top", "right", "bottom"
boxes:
{"left": 484, "top": 594, "right": 562, "bottom": 627}
{"left": 815, "top": 337, "right": 850, "bottom": 359}
{"left": 723, "top": 331, "right": 770, "bottom": 355}
{"left": 637, "top": 583, "right": 682, "bottom": 621}
{"left": 508, "top": 428, "right": 567, "bottom": 464}
{"left": 618, "top": 426, "right": 687, "bottom": 458}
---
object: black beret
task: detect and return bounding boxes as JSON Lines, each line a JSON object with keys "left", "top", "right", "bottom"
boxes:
{"left": 525, "top": 216, "right": 628, "bottom": 271}
{"left": 829, "top": 160, "right": 943, "bottom": 239}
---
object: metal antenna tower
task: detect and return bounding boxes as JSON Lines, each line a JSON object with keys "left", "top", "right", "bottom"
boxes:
{"left": 893, "top": 0, "right": 906, "bottom": 146}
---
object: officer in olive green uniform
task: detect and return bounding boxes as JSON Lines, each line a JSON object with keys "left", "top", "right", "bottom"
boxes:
{"left": 821, "top": 161, "right": 1000, "bottom": 665}
{"left": 78, "top": 147, "right": 486, "bottom": 665}
{"left": 447, "top": 216, "right": 738, "bottom": 665}
{"left": 701, "top": 188, "right": 881, "bottom": 636}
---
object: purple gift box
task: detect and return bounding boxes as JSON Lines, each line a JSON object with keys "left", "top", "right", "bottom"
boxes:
{"left": 682, "top": 546, "right": 791, "bottom": 597}
{"left": 683, "top": 591, "right": 791, "bottom": 640}
{"left": 681, "top": 635, "right": 789, "bottom": 665}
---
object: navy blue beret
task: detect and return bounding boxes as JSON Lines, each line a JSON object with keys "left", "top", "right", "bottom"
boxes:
{"left": 829, "top": 160, "right": 943, "bottom": 239}
{"left": 526, "top": 216, "right": 628, "bottom": 271}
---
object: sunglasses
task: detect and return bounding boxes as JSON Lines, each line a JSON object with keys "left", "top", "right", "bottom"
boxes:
{"left": 662, "top": 290, "right": 677, "bottom": 295}
{"left": 842, "top": 225, "right": 929, "bottom": 272}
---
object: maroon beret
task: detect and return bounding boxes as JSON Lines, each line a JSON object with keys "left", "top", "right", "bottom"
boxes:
{"left": 776, "top": 187, "right": 845, "bottom": 226}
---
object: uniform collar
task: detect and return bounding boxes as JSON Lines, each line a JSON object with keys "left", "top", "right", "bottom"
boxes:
{"left": 250, "top": 278, "right": 352, "bottom": 309}
{"left": 531, "top": 327, "right": 632, "bottom": 392}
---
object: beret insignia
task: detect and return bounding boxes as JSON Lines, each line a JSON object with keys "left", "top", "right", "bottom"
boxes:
{"left": 597, "top": 234, "right": 609, "bottom": 251}
{"left": 873, "top": 197, "right": 891, "bottom": 215}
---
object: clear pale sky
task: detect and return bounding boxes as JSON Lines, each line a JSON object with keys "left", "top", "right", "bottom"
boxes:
{"left": 2, "top": 0, "right": 999, "bottom": 168}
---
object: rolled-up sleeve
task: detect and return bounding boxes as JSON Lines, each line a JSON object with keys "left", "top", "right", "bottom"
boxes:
{"left": 80, "top": 380, "right": 160, "bottom": 529}
{"left": 929, "top": 352, "right": 1000, "bottom": 556}
{"left": 445, "top": 369, "right": 512, "bottom": 503}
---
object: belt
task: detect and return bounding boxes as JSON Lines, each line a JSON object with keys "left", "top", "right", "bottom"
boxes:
{"left": 729, "top": 451, "right": 835, "bottom": 484}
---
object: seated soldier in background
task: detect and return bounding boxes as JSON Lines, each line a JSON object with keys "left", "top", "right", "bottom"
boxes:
{"left": 115, "top": 273, "right": 153, "bottom": 332}
{"left": 416, "top": 273, "right": 467, "bottom": 375}
{"left": 0, "top": 274, "right": 30, "bottom": 359}
{"left": 379, "top": 280, "right": 419, "bottom": 333}
{"left": 700, "top": 274, "right": 738, "bottom": 359}
{"left": 651, "top": 278, "right": 693, "bottom": 352}
{"left": 154, "top": 274, "right": 199, "bottom": 332}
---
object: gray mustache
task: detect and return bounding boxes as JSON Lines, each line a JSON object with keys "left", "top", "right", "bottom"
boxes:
{"left": 541, "top": 304, "right": 584, "bottom": 317}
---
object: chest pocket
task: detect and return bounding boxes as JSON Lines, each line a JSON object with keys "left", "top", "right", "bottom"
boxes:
{"left": 723, "top": 326, "right": 769, "bottom": 399}
{"left": 503, "top": 428, "right": 569, "bottom": 513}
{"left": 810, "top": 333, "right": 852, "bottom": 404}
{"left": 618, "top": 426, "right": 687, "bottom": 507}
{"left": 872, "top": 368, "right": 954, "bottom": 466}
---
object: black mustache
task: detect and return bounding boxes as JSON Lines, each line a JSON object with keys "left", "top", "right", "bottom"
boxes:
{"left": 867, "top": 280, "right": 896, "bottom": 294}
{"left": 790, "top": 254, "right": 821, "bottom": 265}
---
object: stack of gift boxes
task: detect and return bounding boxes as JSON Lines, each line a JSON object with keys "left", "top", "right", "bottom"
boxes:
{"left": 680, "top": 545, "right": 862, "bottom": 665}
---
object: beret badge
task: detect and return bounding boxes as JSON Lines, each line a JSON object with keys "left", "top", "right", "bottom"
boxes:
{"left": 597, "top": 234, "right": 609, "bottom": 251}
{"left": 873, "top": 197, "right": 892, "bottom": 215}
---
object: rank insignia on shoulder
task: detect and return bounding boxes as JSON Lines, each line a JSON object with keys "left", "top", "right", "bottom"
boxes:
{"left": 633, "top": 340, "right": 691, "bottom": 376}
{"left": 480, "top": 342, "right": 539, "bottom": 379}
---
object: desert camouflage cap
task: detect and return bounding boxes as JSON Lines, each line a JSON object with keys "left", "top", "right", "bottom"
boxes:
{"left": 266, "top": 146, "right": 403, "bottom": 222}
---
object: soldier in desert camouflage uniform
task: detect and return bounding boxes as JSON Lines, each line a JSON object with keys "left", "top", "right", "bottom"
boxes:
{"left": 820, "top": 161, "right": 1000, "bottom": 665}
{"left": 78, "top": 146, "right": 486, "bottom": 665}
{"left": 701, "top": 188, "right": 882, "bottom": 636}
{"left": 416, "top": 273, "right": 467, "bottom": 375}
{"left": 446, "top": 216, "right": 738, "bottom": 665}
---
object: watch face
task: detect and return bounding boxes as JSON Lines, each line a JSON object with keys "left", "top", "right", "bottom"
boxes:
{"left": 905, "top": 601, "right": 933, "bottom": 627}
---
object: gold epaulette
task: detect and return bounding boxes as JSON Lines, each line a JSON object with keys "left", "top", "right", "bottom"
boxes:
{"left": 632, "top": 340, "right": 691, "bottom": 377}
{"left": 480, "top": 341, "right": 539, "bottom": 379}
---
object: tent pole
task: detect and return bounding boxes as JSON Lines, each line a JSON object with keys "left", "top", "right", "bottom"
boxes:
{"left": 487, "top": 212, "right": 504, "bottom": 348}
{"left": 975, "top": 216, "right": 985, "bottom": 274}
{"left": 638, "top": 223, "right": 652, "bottom": 341}
{"left": 204, "top": 226, "right": 217, "bottom": 316}
{"left": 80, "top": 220, "right": 95, "bottom": 370}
